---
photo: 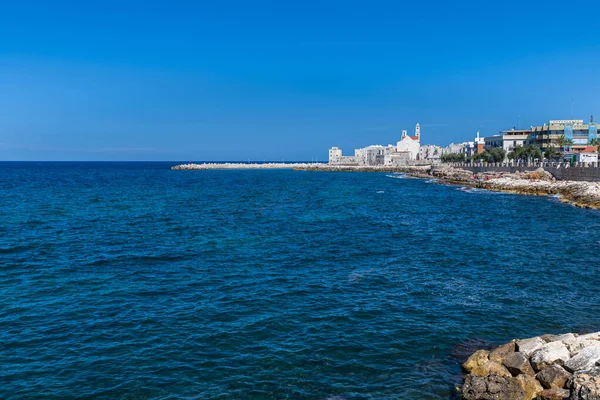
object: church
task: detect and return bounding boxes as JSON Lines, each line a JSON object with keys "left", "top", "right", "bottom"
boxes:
{"left": 384, "top": 123, "right": 421, "bottom": 165}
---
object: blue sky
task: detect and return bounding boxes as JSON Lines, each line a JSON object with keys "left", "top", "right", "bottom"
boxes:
{"left": 1, "top": 0, "right": 599, "bottom": 161}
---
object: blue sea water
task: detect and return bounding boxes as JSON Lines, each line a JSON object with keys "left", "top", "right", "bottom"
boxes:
{"left": 2, "top": 162, "right": 600, "bottom": 400}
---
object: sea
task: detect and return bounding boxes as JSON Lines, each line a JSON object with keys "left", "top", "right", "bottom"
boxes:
{"left": 2, "top": 162, "right": 600, "bottom": 400}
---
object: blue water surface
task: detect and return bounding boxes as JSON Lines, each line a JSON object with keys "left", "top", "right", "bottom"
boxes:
{"left": 1, "top": 162, "right": 599, "bottom": 400}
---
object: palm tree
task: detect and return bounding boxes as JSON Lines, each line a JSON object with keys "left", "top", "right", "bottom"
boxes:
{"left": 544, "top": 146, "right": 559, "bottom": 161}
{"left": 558, "top": 135, "right": 574, "bottom": 152}
{"left": 564, "top": 138, "right": 574, "bottom": 152}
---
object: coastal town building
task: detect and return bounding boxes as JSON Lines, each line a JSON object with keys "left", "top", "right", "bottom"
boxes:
{"left": 484, "top": 129, "right": 532, "bottom": 152}
{"left": 355, "top": 145, "right": 389, "bottom": 166}
{"left": 443, "top": 143, "right": 466, "bottom": 155}
{"left": 327, "top": 147, "right": 357, "bottom": 165}
{"left": 530, "top": 119, "right": 598, "bottom": 151}
{"left": 475, "top": 131, "right": 485, "bottom": 154}
{"left": 563, "top": 146, "right": 599, "bottom": 163}
{"left": 419, "top": 144, "right": 443, "bottom": 160}
{"left": 328, "top": 123, "right": 421, "bottom": 166}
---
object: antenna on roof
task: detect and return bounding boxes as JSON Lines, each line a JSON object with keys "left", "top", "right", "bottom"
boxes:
{"left": 591, "top": 115, "right": 594, "bottom": 124}
{"left": 571, "top": 98, "right": 574, "bottom": 120}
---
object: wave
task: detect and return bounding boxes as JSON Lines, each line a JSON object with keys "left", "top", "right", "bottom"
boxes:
{"left": 385, "top": 173, "right": 405, "bottom": 179}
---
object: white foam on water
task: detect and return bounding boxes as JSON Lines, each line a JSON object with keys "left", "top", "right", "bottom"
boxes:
{"left": 385, "top": 173, "right": 405, "bottom": 179}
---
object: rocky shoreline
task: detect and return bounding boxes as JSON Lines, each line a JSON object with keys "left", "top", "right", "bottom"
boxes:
{"left": 427, "top": 166, "right": 600, "bottom": 210}
{"left": 460, "top": 331, "right": 600, "bottom": 400}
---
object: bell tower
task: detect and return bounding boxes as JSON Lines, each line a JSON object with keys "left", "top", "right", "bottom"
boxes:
{"left": 415, "top": 123, "right": 421, "bottom": 141}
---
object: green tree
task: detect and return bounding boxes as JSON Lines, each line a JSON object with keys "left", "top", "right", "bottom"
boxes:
{"left": 441, "top": 153, "right": 466, "bottom": 163}
{"left": 558, "top": 135, "right": 574, "bottom": 152}
{"left": 508, "top": 146, "right": 525, "bottom": 161}
{"left": 489, "top": 148, "right": 506, "bottom": 162}
{"left": 564, "top": 138, "right": 574, "bottom": 152}
{"left": 509, "top": 145, "right": 542, "bottom": 162}
{"left": 544, "top": 146, "right": 559, "bottom": 161}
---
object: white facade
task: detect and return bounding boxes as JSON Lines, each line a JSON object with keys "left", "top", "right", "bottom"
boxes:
{"left": 443, "top": 143, "right": 466, "bottom": 154}
{"left": 419, "top": 144, "right": 443, "bottom": 160}
{"left": 328, "top": 147, "right": 342, "bottom": 163}
{"left": 385, "top": 152, "right": 413, "bottom": 166}
{"left": 396, "top": 136, "right": 420, "bottom": 160}
{"left": 484, "top": 130, "right": 531, "bottom": 152}
{"left": 328, "top": 146, "right": 358, "bottom": 165}
{"left": 565, "top": 152, "right": 599, "bottom": 163}
{"left": 355, "top": 145, "right": 388, "bottom": 166}
{"left": 328, "top": 122, "right": 422, "bottom": 166}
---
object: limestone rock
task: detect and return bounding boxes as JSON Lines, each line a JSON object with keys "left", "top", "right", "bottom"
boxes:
{"left": 565, "top": 347, "right": 600, "bottom": 373}
{"left": 531, "top": 342, "right": 571, "bottom": 371}
{"left": 578, "top": 332, "right": 600, "bottom": 342}
{"left": 569, "top": 369, "right": 600, "bottom": 399}
{"left": 461, "top": 373, "right": 525, "bottom": 400}
{"left": 541, "top": 334, "right": 576, "bottom": 343}
{"left": 463, "top": 350, "right": 491, "bottom": 373}
{"left": 537, "top": 365, "right": 572, "bottom": 389}
{"left": 539, "top": 388, "right": 570, "bottom": 399}
{"left": 565, "top": 340, "right": 600, "bottom": 357}
{"left": 515, "top": 373, "right": 544, "bottom": 400}
{"left": 489, "top": 341, "right": 516, "bottom": 364}
{"left": 504, "top": 352, "right": 536, "bottom": 376}
{"left": 463, "top": 350, "right": 512, "bottom": 377}
{"left": 546, "top": 333, "right": 577, "bottom": 343}
{"left": 518, "top": 337, "right": 547, "bottom": 357}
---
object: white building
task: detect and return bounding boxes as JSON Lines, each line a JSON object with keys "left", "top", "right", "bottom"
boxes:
{"left": 329, "top": 122, "right": 422, "bottom": 166}
{"left": 328, "top": 146, "right": 358, "bottom": 165}
{"left": 395, "top": 123, "right": 421, "bottom": 160}
{"left": 443, "top": 143, "right": 466, "bottom": 154}
{"left": 564, "top": 147, "right": 599, "bottom": 163}
{"left": 419, "top": 144, "right": 443, "bottom": 160}
{"left": 328, "top": 147, "right": 342, "bottom": 163}
{"left": 484, "top": 129, "right": 531, "bottom": 152}
{"left": 355, "top": 145, "right": 389, "bottom": 166}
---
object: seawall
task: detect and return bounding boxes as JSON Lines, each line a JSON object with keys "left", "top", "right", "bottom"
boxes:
{"left": 445, "top": 163, "right": 600, "bottom": 183}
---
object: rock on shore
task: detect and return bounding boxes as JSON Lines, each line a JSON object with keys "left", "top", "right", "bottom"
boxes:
{"left": 461, "top": 331, "right": 600, "bottom": 400}
{"left": 431, "top": 166, "right": 600, "bottom": 209}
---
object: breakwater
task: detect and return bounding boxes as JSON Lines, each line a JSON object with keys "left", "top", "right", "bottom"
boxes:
{"left": 171, "top": 162, "right": 314, "bottom": 170}
{"left": 171, "top": 162, "right": 432, "bottom": 173}
{"left": 461, "top": 331, "right": 600, "bottom": 400}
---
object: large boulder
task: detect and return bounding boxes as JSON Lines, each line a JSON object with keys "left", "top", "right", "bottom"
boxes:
{"left": 463, "top": 350, "right": 511, "bottom": 377}
{"left": 565, "top": 340, "right": 600, "bottom": 357}
{"left": 537, "top": 364, "right": 572, "bottom": 389}
{"left": 515, "top": 374, "right": 544, "bottom": 400}
{"left": 503, "top": 352, "right": 536, "bottom": 376}
{"left": 461, "top": 373, "right": 525, "bottom": 400}
{"left": 464, "top": 350, "right": 491, "bottom": 372}
{"left": 578, "top": 332, "right": 600, "bottom": 342}
{"left": 531, "top": 341, "right": 571, "bottom": 371}
{"left": 541, "top": 333, "right": 577, "bottom": 343}
{"left": 518, "top": 337, "right": 547, "bottom": 357}
{"left": 565, "top": 347, "right": 600, "bottom": 373}
{"left": 569, "top": 369, "right": 600, "bottom": 399}
{"left": 490, "top": 341, "right": 516, "bottom": 364}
